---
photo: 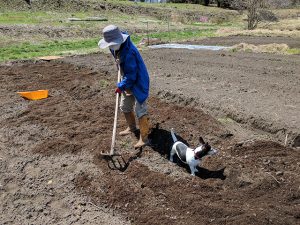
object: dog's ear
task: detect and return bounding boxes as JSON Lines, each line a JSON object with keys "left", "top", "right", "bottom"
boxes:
{"left": 205, "top": 142, "right": 211, "bottom": 150}
{"left": 199, "top": 137, "right": 205, "bottom": 145}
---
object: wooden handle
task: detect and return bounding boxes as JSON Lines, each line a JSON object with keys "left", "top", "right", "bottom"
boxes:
{"left": 110, "top": 69, "right": 122, "bottom": 155}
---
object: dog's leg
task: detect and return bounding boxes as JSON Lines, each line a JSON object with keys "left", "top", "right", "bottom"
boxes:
{"left": 170, "top": 128, "right": 178, "bottom": 142}
{"left": 189, "top": 164, "right": 196, "bottom": 176}
{"left": 195, "top": 160, "right": 202, "bottom": 173}
{"left": 189, "top": 160, "right": 200, "bottom": 176}
{"left": 170, "top": 146, "right": 176, "bottom": 162}
{"left": 194, "top": 160, "right": 200, "bottom": 173}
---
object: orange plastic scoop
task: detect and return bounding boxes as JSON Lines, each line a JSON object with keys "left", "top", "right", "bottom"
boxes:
{"left": 17, "top": 90, "right": 49, "bottom": 100}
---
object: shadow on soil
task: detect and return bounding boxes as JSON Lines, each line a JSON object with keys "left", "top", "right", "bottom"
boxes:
{"left": 100, "top": 123, "right": 226, "bottom": 180}
{"left": 149, "top": 123, "right": 226, "bottom": 180}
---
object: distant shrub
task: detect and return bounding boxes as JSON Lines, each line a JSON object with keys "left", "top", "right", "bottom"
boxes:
{"left": 258, "top": 9, "right": 278, "bottom": 22}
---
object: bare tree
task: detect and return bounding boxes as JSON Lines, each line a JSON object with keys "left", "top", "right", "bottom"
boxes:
{"left": 232, "top": 0, "right": 267, "bottom": 30}
{"left": 247, "top": 0, "right": 261, "bottom": 29}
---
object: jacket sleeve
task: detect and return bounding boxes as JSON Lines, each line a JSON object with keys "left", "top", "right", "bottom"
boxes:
{"left": 117, "top": 51, "right": 137, "bottom": 91}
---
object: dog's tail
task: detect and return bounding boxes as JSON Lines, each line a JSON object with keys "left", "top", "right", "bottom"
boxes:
{"left": 171, "top": 128, "right": 178, "bottom": 143}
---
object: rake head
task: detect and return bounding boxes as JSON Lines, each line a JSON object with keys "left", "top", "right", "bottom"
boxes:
{"left": 100, "top": 149, "right": 121, "bottom": 159}
{"left": 100, "top": 150, "right": 126, "bottom": 171}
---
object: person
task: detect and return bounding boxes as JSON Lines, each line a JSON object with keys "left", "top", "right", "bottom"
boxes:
{"left": 98, "top": 25, "right": 150, "bottom": 148}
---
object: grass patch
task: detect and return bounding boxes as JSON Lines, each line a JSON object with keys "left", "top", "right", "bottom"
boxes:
{"left": 106, "top": 0, "right": 232, "bottom": 14}
{"left": 229, "top": 43, "right": 300, "bottom": 55}
{"left": 152, "top": 29, "right": 216, "bottom": 40}
{"left": 0, "top": 28, "right": 218, "bottom": 62}
{"left": 272, "top": 8, "right": 300, "bottom": 19}
{"left": 133, "top": 28, "right": 217, "bottom": 43}
{"left": 0, "top": 38, "right": 99, "bottom": 61}
{"left": 217, "top": 117, "right": 235, "bottom": 124}
{"left": 0, "top": 10, "right": 110, "bottom": 26}
{"left": 99, "top": 79, "right": 110, "bottom": 88}
{"left": 260, "top": 19, "right": 300, "bottom": 31}
{"left": 287, "top": 48, "right": 300, "bottom": 55}
{"left": 0, "top": 11, "right": 51, "bottom": 24}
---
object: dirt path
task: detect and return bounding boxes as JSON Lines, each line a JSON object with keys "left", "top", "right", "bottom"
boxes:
{"left": 0, "top": 59, "right": 299, "bottom": 224}
{"left": 189, "top": 35, "right": 300, "bottom": 48}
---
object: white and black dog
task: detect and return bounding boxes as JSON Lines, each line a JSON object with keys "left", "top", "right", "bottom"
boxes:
{"left": 170, "top": 128, "right": 218, "bottom": 176}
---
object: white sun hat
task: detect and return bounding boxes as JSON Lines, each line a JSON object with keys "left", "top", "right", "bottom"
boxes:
{"left": 98, "top": 25, "right": 129, "bottom": 49}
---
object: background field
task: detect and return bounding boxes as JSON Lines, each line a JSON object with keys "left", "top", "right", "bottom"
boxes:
{"left": 0, "top": 0, "right": 299, "bottom": 61}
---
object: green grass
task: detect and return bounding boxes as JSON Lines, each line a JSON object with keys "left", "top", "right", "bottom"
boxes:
{"left": 99, "top": 79, "right": 110, "bottom": 88}
{"left": 0, "top": 38, "right": 99, "bottom": 61}
{"left": 287, "top": 48, "right": 300, "bottom": 55}
{"left": 130, "top": 27, "right": 218, "bottom": 43}
{"left": 148, "top": 28, "right": 216, "bottom": 41}
{"left": 0, "top": 4, "right": 239, "bottom": 62}
{"left": 0, "top": 28, "right": 218, "bottom": 62}
{"left": 0, "top": 11, "right": 55, "bottom": 24}
{"left": 0, "top": 10, "right": 108, "bottom": 26}
{"left": 105, "top": 0, "right": 231, "bottom": 13}
{"left": 0, "top": 9, "right": 162, "bottom": 30}
{"left": 217, "top": 117, "right": 235, "bottom": 124}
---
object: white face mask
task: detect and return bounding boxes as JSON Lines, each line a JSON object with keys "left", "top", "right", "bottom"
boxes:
{"left": 109, "top": 44, "right": 121, "bottom": 51}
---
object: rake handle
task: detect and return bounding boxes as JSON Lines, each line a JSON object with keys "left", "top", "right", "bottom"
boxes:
{"left": 110, "top": 68, "right": 122, "bottom": 155}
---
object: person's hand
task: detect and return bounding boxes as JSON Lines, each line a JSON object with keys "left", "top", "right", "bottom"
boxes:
{"left": 115, "top": 88, "right": 122, "bottom": 94}
{"left": 124, "top": 89, "right": 133, "bottom": 96}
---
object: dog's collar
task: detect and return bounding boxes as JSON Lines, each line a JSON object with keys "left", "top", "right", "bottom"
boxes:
{"left": 194, "top": 152, "right": 200, "bottom": 160}
{"left": 194, "top": 151, "right": 202, "bottom": 160}
{"left": 193, "top": 148, "right": 207, "bottom": 159}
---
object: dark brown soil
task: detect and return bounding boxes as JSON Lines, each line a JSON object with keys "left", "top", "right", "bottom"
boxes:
{"left": 142, "top": 48, "right": 300, "bottom": 147}
{"left": 1, "top": 58, "right": 299, "bottom": 224}
{"left": 62, "top": 48, "right": 300, "bottom": 147}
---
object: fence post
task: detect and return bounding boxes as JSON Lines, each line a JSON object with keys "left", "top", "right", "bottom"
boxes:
{"left": 147, "top": 21, "right": 150, "bottom": 46}
{"left": 168, "top": 20, "right": 171, "bottom": 43}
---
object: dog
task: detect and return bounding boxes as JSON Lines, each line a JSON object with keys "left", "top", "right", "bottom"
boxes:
{"left": 170, "top": 128, "right": 218, "bottom": 176}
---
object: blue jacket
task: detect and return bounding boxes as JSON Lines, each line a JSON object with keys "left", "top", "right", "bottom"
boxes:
{"left": 111, "top": 36, "right": 150, "bottom": 104}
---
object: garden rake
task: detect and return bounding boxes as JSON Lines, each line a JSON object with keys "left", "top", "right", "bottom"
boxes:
{"left": 101, "top": 65, "right": 121, "bottom": 162}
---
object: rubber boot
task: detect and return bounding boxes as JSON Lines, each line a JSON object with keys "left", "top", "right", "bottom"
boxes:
{"left": 134, "top": 115, "right": 149, "bottom": 148}
{"left": 119, "top": 112, "right": 137, "bottom": 136}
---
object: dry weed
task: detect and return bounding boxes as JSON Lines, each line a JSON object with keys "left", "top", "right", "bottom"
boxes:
{"left": 229, "top": 43, "right": 292, "bottom": 54}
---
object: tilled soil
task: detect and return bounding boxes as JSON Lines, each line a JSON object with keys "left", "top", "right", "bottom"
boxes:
{"left": 62, "top": 47, "right": 300, "bottom": 146}
{"left": 0, "top": 58, "right": 299, "bottom": 225}
{"left": 144, "top": 48, "right": 300, "bottom": 146}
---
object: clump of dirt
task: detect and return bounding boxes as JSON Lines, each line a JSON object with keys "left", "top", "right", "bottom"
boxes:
{"left": 1, "top": 58, "right": 299, "bottom": 225}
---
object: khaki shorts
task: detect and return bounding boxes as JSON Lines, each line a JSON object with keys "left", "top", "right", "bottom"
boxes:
{"left": 120, "top": 93, "right": 148, "bottom": 118}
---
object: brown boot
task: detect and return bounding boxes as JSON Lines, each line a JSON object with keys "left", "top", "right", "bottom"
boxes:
{"left": 119, "top": 112, "right": 137, "bottom": 136}
{"left": 134, "top": 115, "right": 149, "bottom": 148}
